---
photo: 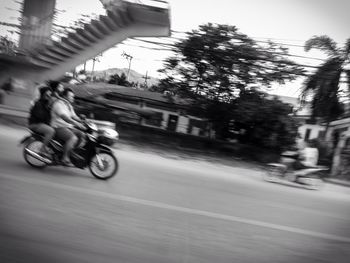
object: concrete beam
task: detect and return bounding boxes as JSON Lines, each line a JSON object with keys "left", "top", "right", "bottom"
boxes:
{"left": 58, "top": 41, "right": 80, "bottom": 54}
{"left": 48, "top": 44, "right": 74, "bottom": 58}
{"left": 84, "top": 24, "right": 105, "bottom": 39}
{"left": 69, "top": 32, "right": 92, "bottom": 47}
{"left": 33, "top": 53, "right": 60, "bottom": 65}
{"left": 91, "top": 19, "right": 112, "bottom": 35}
{"left": 62, "top": 38, "right": 85, "bottom": 51}
{"left": 39, "top": 49, "right": 66, "bottom": 62}
{"left": 107, "top": 9, "right": 128, "bottom": 27}
{"left": 76, "top": 29, "right": 99, "bottom": 43}
{"left": 100, "top": 15, "right": 120, "bottom": 31}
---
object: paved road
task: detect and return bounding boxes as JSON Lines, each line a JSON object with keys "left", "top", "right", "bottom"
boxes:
{"left": 0, "top": 124, "right": 350, "bottom": 263}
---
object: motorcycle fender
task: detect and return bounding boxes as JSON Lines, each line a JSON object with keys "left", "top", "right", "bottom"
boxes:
{"left": 88, "top": 145, "right": 114, "bottom": 162}
{"left": 96, "top": 145, "right": 113, "bottom": 154}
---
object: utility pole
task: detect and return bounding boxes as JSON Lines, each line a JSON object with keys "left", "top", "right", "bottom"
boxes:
{"left": 91, "top": 54, "right": 102, "bottom": 81}
{"left": 122, "top": 51, "right": 133, "bottom": 82}
{"left": 91, "top": 57, "right": 97, "bottom": 80}
{"left": 142, "top": 71, "right": 150, "bottom": 88}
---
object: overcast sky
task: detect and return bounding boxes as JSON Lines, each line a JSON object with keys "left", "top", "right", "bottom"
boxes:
{"left": 1, "top": 0, "right": 350, "bottom": 96}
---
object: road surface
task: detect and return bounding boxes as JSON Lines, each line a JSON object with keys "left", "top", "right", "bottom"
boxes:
{"left": 0, "top": 124, "right": 350, "bottom": 263}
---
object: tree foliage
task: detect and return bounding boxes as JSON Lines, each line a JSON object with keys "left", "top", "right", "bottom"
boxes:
{"left": 157, "top": 23, "right": 302, "bottom": 148}
{"left": 301, "top": 35, "right": 350, "bottom": 132}
{"left": 232, "top": 90, "right": 298, "bottom": 150}
{"left": 0, "top": 36, "right": 17, "bottom": 55}
{"left": 108, "top": 72, "right": 131, "bottom": 86}
{"left": 159, "top": 23, "right": 304, "bottom": 99}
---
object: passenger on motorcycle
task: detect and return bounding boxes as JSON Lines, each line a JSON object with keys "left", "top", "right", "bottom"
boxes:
{"left": 47, "top": 80, "right": 64, "bottom": 102}
{"left": 28, "top": 86, "right": 55, "bottom": 157}
{"left": 51, "top": 87, "right": 85, "bottom": 166}
{"left": 294, "top": 140, "right": 319, "bottom": 170}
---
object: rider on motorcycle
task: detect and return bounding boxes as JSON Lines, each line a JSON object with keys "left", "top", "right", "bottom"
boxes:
{"left": 51, "top": 87, "right": 85, "bottom": 166}
{"left": 28, "top": 86, "right": 55, "bottom": 157}
{"left": 293, "top": 140, "right": 319, "bottom": 170}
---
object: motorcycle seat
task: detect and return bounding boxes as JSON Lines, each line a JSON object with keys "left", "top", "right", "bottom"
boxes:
{"left": 28, "top": 130, "right": 63, "bottom": 147}
{"left": 29, "top": 130, "right": 45, "bottom": 137}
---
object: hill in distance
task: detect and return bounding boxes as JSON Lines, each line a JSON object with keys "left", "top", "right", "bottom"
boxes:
{"left": 89, "top": 68, "right": 159, "bottom": 86}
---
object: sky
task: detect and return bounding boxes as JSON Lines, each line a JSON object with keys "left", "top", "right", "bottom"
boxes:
{"left": 1, "top": 0, "right": 350, "bottom": 97}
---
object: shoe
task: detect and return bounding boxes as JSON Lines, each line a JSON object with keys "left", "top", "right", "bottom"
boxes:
{"left": 61, "top": 159, "right": 74, "bottom": 167}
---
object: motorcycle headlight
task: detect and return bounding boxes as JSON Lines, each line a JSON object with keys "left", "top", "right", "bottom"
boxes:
{"left": 100, "top": 128, "right": 119, "bottom": 140}
{"left": 87, "top": 122, "right": 98, "bottom": 132}
{"left": 98, "top": 128, "right": 119, "bottom": 146}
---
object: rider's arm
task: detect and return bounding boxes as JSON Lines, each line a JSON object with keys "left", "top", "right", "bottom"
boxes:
{"left": 52, "top": 101, "right": 81, "bottom": 127}
{"left": 60, "top": 114, "right": 81, "bottom": 127}
{"left": 71, "top": 114, "right": 82, "bottom": 123}
{"left": 69, "top": 104, "right": 83, "bottom": 123}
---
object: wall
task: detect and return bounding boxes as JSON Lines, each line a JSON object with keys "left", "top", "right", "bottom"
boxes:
{"left": 140, "top": 103, "right": 210, "bottom": 136}
{"left": 298, "top": 123, "right": 325, "bottom": 141}
{"left": 177, "top": 115, "right": 189, "bottom": 133}
{"left": 327, "top": 118, "right": 350, "bottom": 141}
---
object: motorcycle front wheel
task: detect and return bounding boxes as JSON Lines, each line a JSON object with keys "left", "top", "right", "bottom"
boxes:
{"left": 89, "top": 151, "right": 118, "bottom": 180}
{"left": 296, "top": 176, "right": 324, "bottom": 190}
{"left": 23, "top": 140, "right": 48, "bottom": 169}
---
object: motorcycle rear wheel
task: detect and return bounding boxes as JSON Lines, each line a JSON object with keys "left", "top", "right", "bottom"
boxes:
{"left": 23, "top": 140, "right": 48, "bottom": 169}
{"left": 89, "top": 151, "right": 118, "bottom": 180}
{"left": 264, "top": 166, "right": 283, "bottom": 182}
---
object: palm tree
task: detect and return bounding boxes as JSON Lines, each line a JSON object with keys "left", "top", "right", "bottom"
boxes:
{"left": 301, "top": 35, "right": 350, "bottom": 138}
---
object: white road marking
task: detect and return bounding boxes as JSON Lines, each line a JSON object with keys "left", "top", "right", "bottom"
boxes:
{"left": 1, "top": 172, "right": 350, "bottom": 243}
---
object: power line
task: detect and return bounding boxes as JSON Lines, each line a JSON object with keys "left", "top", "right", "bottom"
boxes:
{"left": 119, "top": 42, "right": 173, "bottom": 51}
{"left": 131, "top": 37, "right": 326, "bottom": 62}
{"left": 0, "top": 18, "right": 327, "bottom": 61}
{"left": 121, "top": 39, "right": 324, "bottom": 70}
{"left": 170, "top": 29, "right": 315, "bottom": 49}
{"left": 0, "top": 19, "right": 347, "bottom": 82}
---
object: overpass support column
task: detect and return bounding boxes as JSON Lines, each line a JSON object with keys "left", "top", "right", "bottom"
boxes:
{"left": 19, "top": 0, "right": 56, "bottom": 51}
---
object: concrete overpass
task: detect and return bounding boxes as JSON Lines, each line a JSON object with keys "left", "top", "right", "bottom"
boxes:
{"left": 0, "top": 0, "right": 170, "bottom": 110}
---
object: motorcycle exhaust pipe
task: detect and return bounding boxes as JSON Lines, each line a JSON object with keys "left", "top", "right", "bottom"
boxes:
{"left": 25, "top": 148, "right": 52, "bottom": 164}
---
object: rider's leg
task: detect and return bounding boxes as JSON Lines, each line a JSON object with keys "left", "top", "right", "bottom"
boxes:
{"left": 29, "top": 123, "right": 55, "bottom": 153}
{"left": 72, "top": 128, "right": 85, "bottom": 148}
{"left": 55, "top": 128, "right": 77, "bottom": 164}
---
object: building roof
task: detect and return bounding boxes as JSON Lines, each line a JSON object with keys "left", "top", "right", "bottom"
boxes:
{"left": 268, "top": 94, "right": 312, "bottom": 117}
{"left": 70, "top": 83, "right": 159, "bottom": 117}
{"left": 69, "top": 82, "right": 191, "bottom": 106}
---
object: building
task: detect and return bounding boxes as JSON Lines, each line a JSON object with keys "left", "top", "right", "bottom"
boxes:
{"left": 270, "top": 95, "right": 326, "bottom": 142}
{"left": 71, "top": 83, "right": 212, "bottom": 137}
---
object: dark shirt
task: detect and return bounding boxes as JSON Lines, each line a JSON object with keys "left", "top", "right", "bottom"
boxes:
{"left": 28, "top": 99, "right": 51, "bottom": 125}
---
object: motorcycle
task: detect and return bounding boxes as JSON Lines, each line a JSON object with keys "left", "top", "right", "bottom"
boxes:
{"left": 264, "top": 151, "right": 328, "bottom": 190}
{"left": 19, "top": 120, "right": 119, "bottom": 180}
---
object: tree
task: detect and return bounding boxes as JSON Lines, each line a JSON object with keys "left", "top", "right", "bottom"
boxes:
{"left": 0, "top": 36, "right": 17, "bottom": 55}
{"left": 108, "top": 72, "right": 131, "bottom": 86}
{"left": 158, "top": 23, "right": 303, "bottom": 141}
{"left": 159, "top": 23, "right": 303, "bottom": 98}
{"left": 301, "top": 35, "right": 350, "bottom": 136}
{"left": 232, "top": 89, "right": 298, "bottom": 151}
